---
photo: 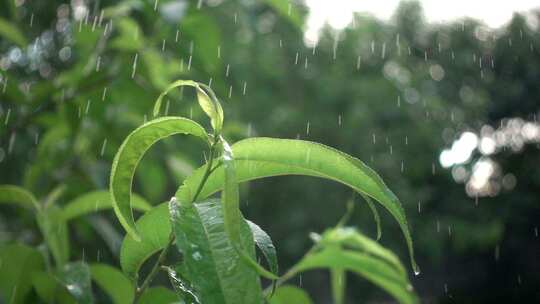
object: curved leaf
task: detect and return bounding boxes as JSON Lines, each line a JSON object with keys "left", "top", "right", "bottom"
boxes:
{"left": 152, "top": 80, "right": 224, "bottom": 132}
{"left": 90, "top": 263, "right": 134, "bottom": 304}
{"left": 0, "top": 184, "right": 39, "bottom": 211}
{"left": 120, "top": 203, "right": 171, "bottom": 279}
{"left": 269, "top": 285, "right": 313, "bottom": 304}
{"left": 0, "top": 244, "right": 45, "bottom": 304}
{"left": 171, "top": 199, "right": 264, "bottom": 304}
{"left": 176, "top": 137, "right": 417, "bottom": 272}
{"left": 110, "top": 116, "right": 209, "bottom": 240}
{"left": 246, "top": 220, "right": 279, "bottom": 277}
{"left": 293, "top": 247, "right": 416, "bottom": 304}
{"left": 62, "top": 191, "right": 151, "bottom": 221}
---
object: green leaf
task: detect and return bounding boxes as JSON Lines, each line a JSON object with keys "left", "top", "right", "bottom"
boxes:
{"left": 37, "top": 205, "right": 70, "bottom": 266}
{"left": 171, "top": 199, "right": 264, "bottom": 304}
{"left": 110, "top": 116, "right": 209, "bottom": 240}
{"left": 268, "top": 285, "right": 313, "bottom": 304}
{"left": 120, "top": 203, "right": 171, "bottom": 279}
{"left": 90, "top": 263, "right": 134, "bottom": 304}
{"left": 56, "top": 262, "right": 94, "bottom": 304}
{"left": 293, "top": 246, "right": 417, "bottom": 304}
{"left": 176, "top": 137, "right": 417, "bottom": 273}
{"left": 32, "top": 271, "right": 76, "bottom": 304}
{"left": 0, "top": 18, "right": 27, "bottom": 47}
{"left": 321, "top": 227, "right": 406, "bottom": 277}
{"left": 0, "top": 184, "right": 39, "bottom": 211}
{"left": 153, "top": 80, "right": 198, "bottom": 117}
{"left": 62, "top": 190, "right": 151, "bottom": 221}
{"left": 264, "top": 0, "right": 304, "bottom": 29}
{"left": 246, "top": 220, "right": 279, "bottom": 277}
{"left": 138, "top": 287, "right": 178, "bottom": 304}
{"left": 288, "top": 227, "right": 416, "bottom": 304}
{"left": 220, "top": 138, "right": 276, "bottom": 280}
{"left": 152, "top": 80, "right": 224, "bottom": 133}
{"left": 197, "top": 84, "right": 224, "bottom": 133}
{"left": 0, "top": 244, "right": 45, "bottom": 304}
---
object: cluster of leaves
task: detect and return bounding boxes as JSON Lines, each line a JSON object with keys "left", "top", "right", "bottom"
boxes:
{"left": 1, "top": 80, "right": 418, "bottom": 303}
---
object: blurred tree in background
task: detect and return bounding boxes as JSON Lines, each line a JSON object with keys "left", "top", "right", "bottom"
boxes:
{"left": 1, "top": 0, "right": 539, "bottom": 302}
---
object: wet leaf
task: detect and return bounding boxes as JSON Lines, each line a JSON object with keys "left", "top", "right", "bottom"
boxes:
{"left": 110, "top": 117, "right": 209, "bottom": 240}
{"left": 246, "top": 220, "right": 279, "bottom": 285}
{"left": 290, "top": 227, "right": 416, "bottom": 304}
{"left": 171, "top": 199, "right": 264, "bottom": 304}
{"left": 56, "top": 262, "right": 94, "bottom": 304}
{"left": 176, "top": 137, "right": 417, "bottom": 272}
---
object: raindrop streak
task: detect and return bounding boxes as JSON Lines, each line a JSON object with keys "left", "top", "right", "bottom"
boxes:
{"left": 100, "top": 139, "right": 107, "bottom": 156}
{"left": 2, "top": 77, "right": 7, "bottom": 93}
{"left": 338, "top": 115, "right": 342, "bottom": 126}
{"left": 534, "top": 227, "right": 538, "bottom": 237}
{"left": 96, "top": 56, "right": 101, "bottom": 72}
{"left": 226, "top": 64, "right": 230, "bottom": 77}
{"left": 4, "top": 108, "right": 10, "bottom": 125}
{"left": 162, "top": 39, "right": 166, "bottom": 51}
{"left": 154, "top": 0, "right": 159, "bottom": 10}
{"left": 418, "top": 201, "right": 421, "bottom": 213}
{"left": 102, "top": 87, "right": 107, "bottom": 101}
{"left": 242, "top": 82, "right": 247, "bottom": 95}
{"left": 8, "top": 132, "right": 16, "bottom": 154}
{"left": 228, "top": 86, "right": 232, "bottom": 98}
{"left": 306, "top": 121, "right": 310, "bottom": 135}
{"left": 131, "top": 53, "right": 138, "bottom": 78}
{"left": 356, "top": 55, "right": 361, "bottom": 70}
{"left": 175, "top": 30, "right": 180, "bottom": 42}
{"left": 85, "top": 100, "right": 91, "bottom": 114}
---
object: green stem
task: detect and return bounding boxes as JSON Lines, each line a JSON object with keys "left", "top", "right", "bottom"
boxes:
{"left": 131, "top": 139, "right": 219, "bottom": 303}
{"left": 133, "top": 234, "right": 175, "bottom": 304}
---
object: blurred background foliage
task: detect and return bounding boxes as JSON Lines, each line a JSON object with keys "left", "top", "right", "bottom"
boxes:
{"left": 1, "top": 0, "right": 539, "bottom": 302}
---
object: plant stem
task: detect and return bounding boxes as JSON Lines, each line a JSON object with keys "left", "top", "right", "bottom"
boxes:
{"left": 133, "top": 234, "right": 175, "bottom": 303}
{"left": 131, "top": 139, "right": 219, "bottom": 303}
